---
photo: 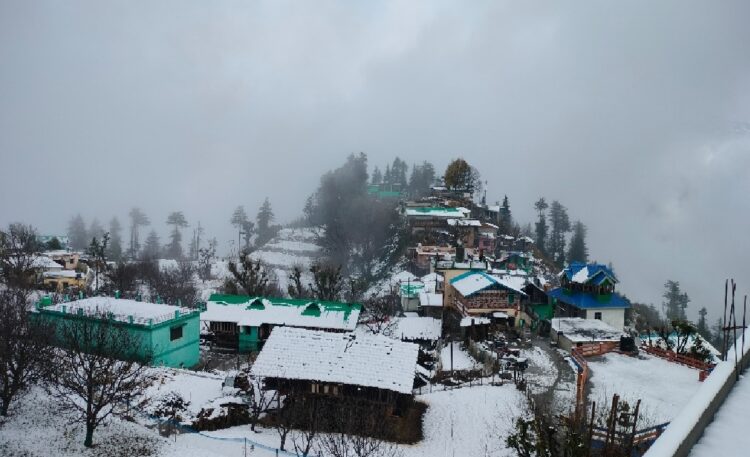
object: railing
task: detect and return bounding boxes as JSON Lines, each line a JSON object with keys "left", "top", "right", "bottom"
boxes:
{"left": 576, "top": 341, "right": 619, "bottom": 357}
{"left": 641, "top": 346, "right": 714, "bottom": 373}
{"left": 571, "top": 348, "right": 589, "bottom": 407}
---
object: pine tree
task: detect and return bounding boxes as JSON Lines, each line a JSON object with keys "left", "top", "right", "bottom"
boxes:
{"left": 662, "top": 280, "right": 689, "bottom": 321}
{"left": 256, "top": 198, "right": 275, "bottom": 246}
{"left": 371, "top": 166, "right": 382, "bottom": 185}
{"left": 88, "top": 219, "right": 105, "bottom": 244}
{"left": 165, "top": 211, "right": 188, "bottom": 260}
{"left": 498, "top": 195, "right": 513, "bottom": 234}
{"left": 533, "top": 198, "right": 549, "bottom": 255}
{"left": 67, "top": 214, "right": 88, "bottom": 250}
{"left": 128, "top": 208, "right": 150, "bottom": 259}
{"left": 141, "top": 230, "right": 161, "bottom": 260}
{"left": 548, "top": 200, "right": 571, "bottom": 266}
{"left": 230, "top": 206, "right": 250, "bottom": 253}
{"left": 566, "top": 221, "right": 588, "bottom": 263}
{"left": 383, "top": 164, "right": 392, "bottom": 185}
{"left": 697, "top": 307, "right": 711, "bottom": 341}
{"left": 107, "top": 217, "right": 123, "bottom": 261}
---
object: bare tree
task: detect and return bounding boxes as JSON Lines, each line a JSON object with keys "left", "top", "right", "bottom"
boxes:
{"left": 317, "top": 402, "right": 402, "bottom": 457}
{"left": 225, "top": 254, "right": 275, "bottom": 296}
{"left": 309, "top": 262, "right": 344, "bottom": 301}
{"left": 0, "top": 223, "right": 41, "bottom": 289}
{"left": 362, "top": 293, "right": 399, "bottom": 335}
{"left": 197, "top": 237, "right": 217, "bottom": 281}
{"left": 291, "top": 396, "right": 320, "bottom": 457}
{"left": 245, "top": 376, "right": 275, "bottom": 432}
{"left": 46, "top": 315, "right": 153, "bottom": 447}
{"left": 0, "top": 288, "right": 53, "bottom": 416}
{"left": 287, "top": 264, "right": 308, "bottom": 299}
{"left": 147, "top": 260, "right": 199, "bottom": 307}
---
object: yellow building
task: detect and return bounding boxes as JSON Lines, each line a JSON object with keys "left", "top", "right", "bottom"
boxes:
{"left": 42, "top": 270, "right": 87, "bottom": 292}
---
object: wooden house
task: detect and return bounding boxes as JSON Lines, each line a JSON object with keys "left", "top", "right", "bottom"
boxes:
{"left": 447, "top": 270, "right": 527, "bottom": 321}
{"left": 250, "top": 327, "right": 418, "bottom": 413}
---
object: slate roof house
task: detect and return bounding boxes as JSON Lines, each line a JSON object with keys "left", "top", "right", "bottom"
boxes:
{"left": 201, "top": 294, "right": 362, "bottom": 352}
{"left": 251, "top": 327, "right": 419, "bottom": 413}
{"left": 547, "top": 262, "right": 630, "bottom": 330}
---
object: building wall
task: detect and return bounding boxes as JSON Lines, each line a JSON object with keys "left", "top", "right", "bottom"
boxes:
{"left": 148, "top": 313, "right": 201, "bottom": 368}
{"left": 585, "top": 308, "right": 625, "bottom": 330}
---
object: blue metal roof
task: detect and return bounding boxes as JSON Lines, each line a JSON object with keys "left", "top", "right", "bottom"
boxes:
{"left": 563, "top": 262, "right": 618, "bottom": 284}
{"left": 548, "top": 287, "right": 630, "bottom": 309}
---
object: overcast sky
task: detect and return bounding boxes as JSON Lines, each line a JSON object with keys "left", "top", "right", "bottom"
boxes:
{"left": 1, "top": 1, "right": 749, "bottom": 321}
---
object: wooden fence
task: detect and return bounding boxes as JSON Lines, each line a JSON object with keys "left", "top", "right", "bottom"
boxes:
{"left": 641, "top": 346, "right": 714, "bottom": 380}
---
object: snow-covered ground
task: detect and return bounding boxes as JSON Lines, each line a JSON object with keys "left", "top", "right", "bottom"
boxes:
{"left": 689, "top": 373, "right": 750, "bottom": 456}
{"left": 587, "top": 353, "right": 703, "bottom": 424}
{"left": 440, "top": 342, "right": 477, "bottom": 371}
{"left": 0, "top": 381, "right": 529, "bottom": 457}
{"left": 146, "top": 369, "right": 229, "bottom": 418}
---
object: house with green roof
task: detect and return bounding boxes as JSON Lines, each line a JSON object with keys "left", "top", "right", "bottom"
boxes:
{"left": 201, "top": 294, "right": 362, "bottom": 352}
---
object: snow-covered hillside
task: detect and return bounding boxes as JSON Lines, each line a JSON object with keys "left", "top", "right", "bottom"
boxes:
{"left": 249, "top": 227, "right": 322, "bottom": 293}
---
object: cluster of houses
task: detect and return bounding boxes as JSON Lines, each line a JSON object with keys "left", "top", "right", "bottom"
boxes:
{"left": 22, "top": 250, "right": 88, "bottom": 292}
{"left": 29, "top": 257, "right": 631, "bottom": 415}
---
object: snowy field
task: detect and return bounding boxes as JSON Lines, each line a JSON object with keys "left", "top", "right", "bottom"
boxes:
{"left": 587, "top": 353, "right": 703, "bottom": 424}
{"left": 0, "top": 381, "right": 529, "bottom": 457}
{"left": 689, "top": 373, "right": 750, "bottom": 456}
{"left": 440, "top": 342, "right": 477, "bottom": 371}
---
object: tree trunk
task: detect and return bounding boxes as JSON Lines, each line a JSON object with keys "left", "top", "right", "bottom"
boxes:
{"left": 0, "top": 399, "right": 9, "bottom": 416}
{"left": 84, "top": 424, "right": 95, "bottom": 447}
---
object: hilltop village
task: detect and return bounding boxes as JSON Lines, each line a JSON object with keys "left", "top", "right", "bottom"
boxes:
{"left": 0, "top": 157, "right": 745, "bottom": 457}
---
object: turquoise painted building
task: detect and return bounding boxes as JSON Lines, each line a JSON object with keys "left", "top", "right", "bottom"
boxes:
{"left": 202, "top": 294, "right": 362, "bottom": 352}
{"left": 34, "top": 296, "right": 200, "bottom": 368}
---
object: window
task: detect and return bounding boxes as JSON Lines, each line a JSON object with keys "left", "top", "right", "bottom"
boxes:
{"left": 170, "top": 325, "right": 184, "bottom": 341}
{"left": 594, "top": 312, "right": 602, "bottom": 320}
{"left": 508, "top": 293, "right": 515, "bottom": 304}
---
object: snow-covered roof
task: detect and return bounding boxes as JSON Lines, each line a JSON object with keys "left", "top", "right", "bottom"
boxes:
{"left": 251, "top": 327, "right": 419, "bottom": 394}
{"left": 31, "top": 255, "right": 63, "bottom": 270}
{"left": 420, "top": 272, "right": 443, "bottom": 293}
{"left": 493, "top": 311, "right": 509, "bottom": 319}
{"left": 202, "top": 294, "right": 361, "bottom": 332}
{"left": 405, "top": 207, "right": 466, "bottom": 219}
{"left": 419, "top": 291, "right": 443, "bottom": 307}
{"left": 42, "top": 270, "right": 82, "bottom": 279}
{"left": 450, "top": 271, "right": 527, "bottom": 297}
{"left": 551, "top": 318, "right": 624, "bottom": 343}
{"left": 390, "top": 316, "right": 442, "bottom": 342}
{"left": 460, "top": 317, "right": 491, "bottom": 327}
{"left": 447, "top": 219, "right": 482, "bottom": 227}
{"left": 562, "top": 262, "right": 618, "bottom": 285}
{"left": 390, "top": 270, "right": 418, "bottom": 284}
{"left": 41, "top": 297, "right": 195, "bottom": 326}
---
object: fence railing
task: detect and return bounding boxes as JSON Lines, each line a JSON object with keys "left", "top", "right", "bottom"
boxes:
{"left": 641, "top": 345, "right": 714, "bottom": 375}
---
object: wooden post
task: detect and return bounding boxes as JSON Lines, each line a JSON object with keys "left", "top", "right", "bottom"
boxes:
{"left": 586, "top": 401, "right": 596, "bottom": 456}
{"left": 626, "top": 399, "right": 641, "bottom": 457}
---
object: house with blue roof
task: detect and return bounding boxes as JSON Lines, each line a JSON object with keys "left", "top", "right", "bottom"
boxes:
{"left": 547, "top": 262, "right": 630, "bottom": 330}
